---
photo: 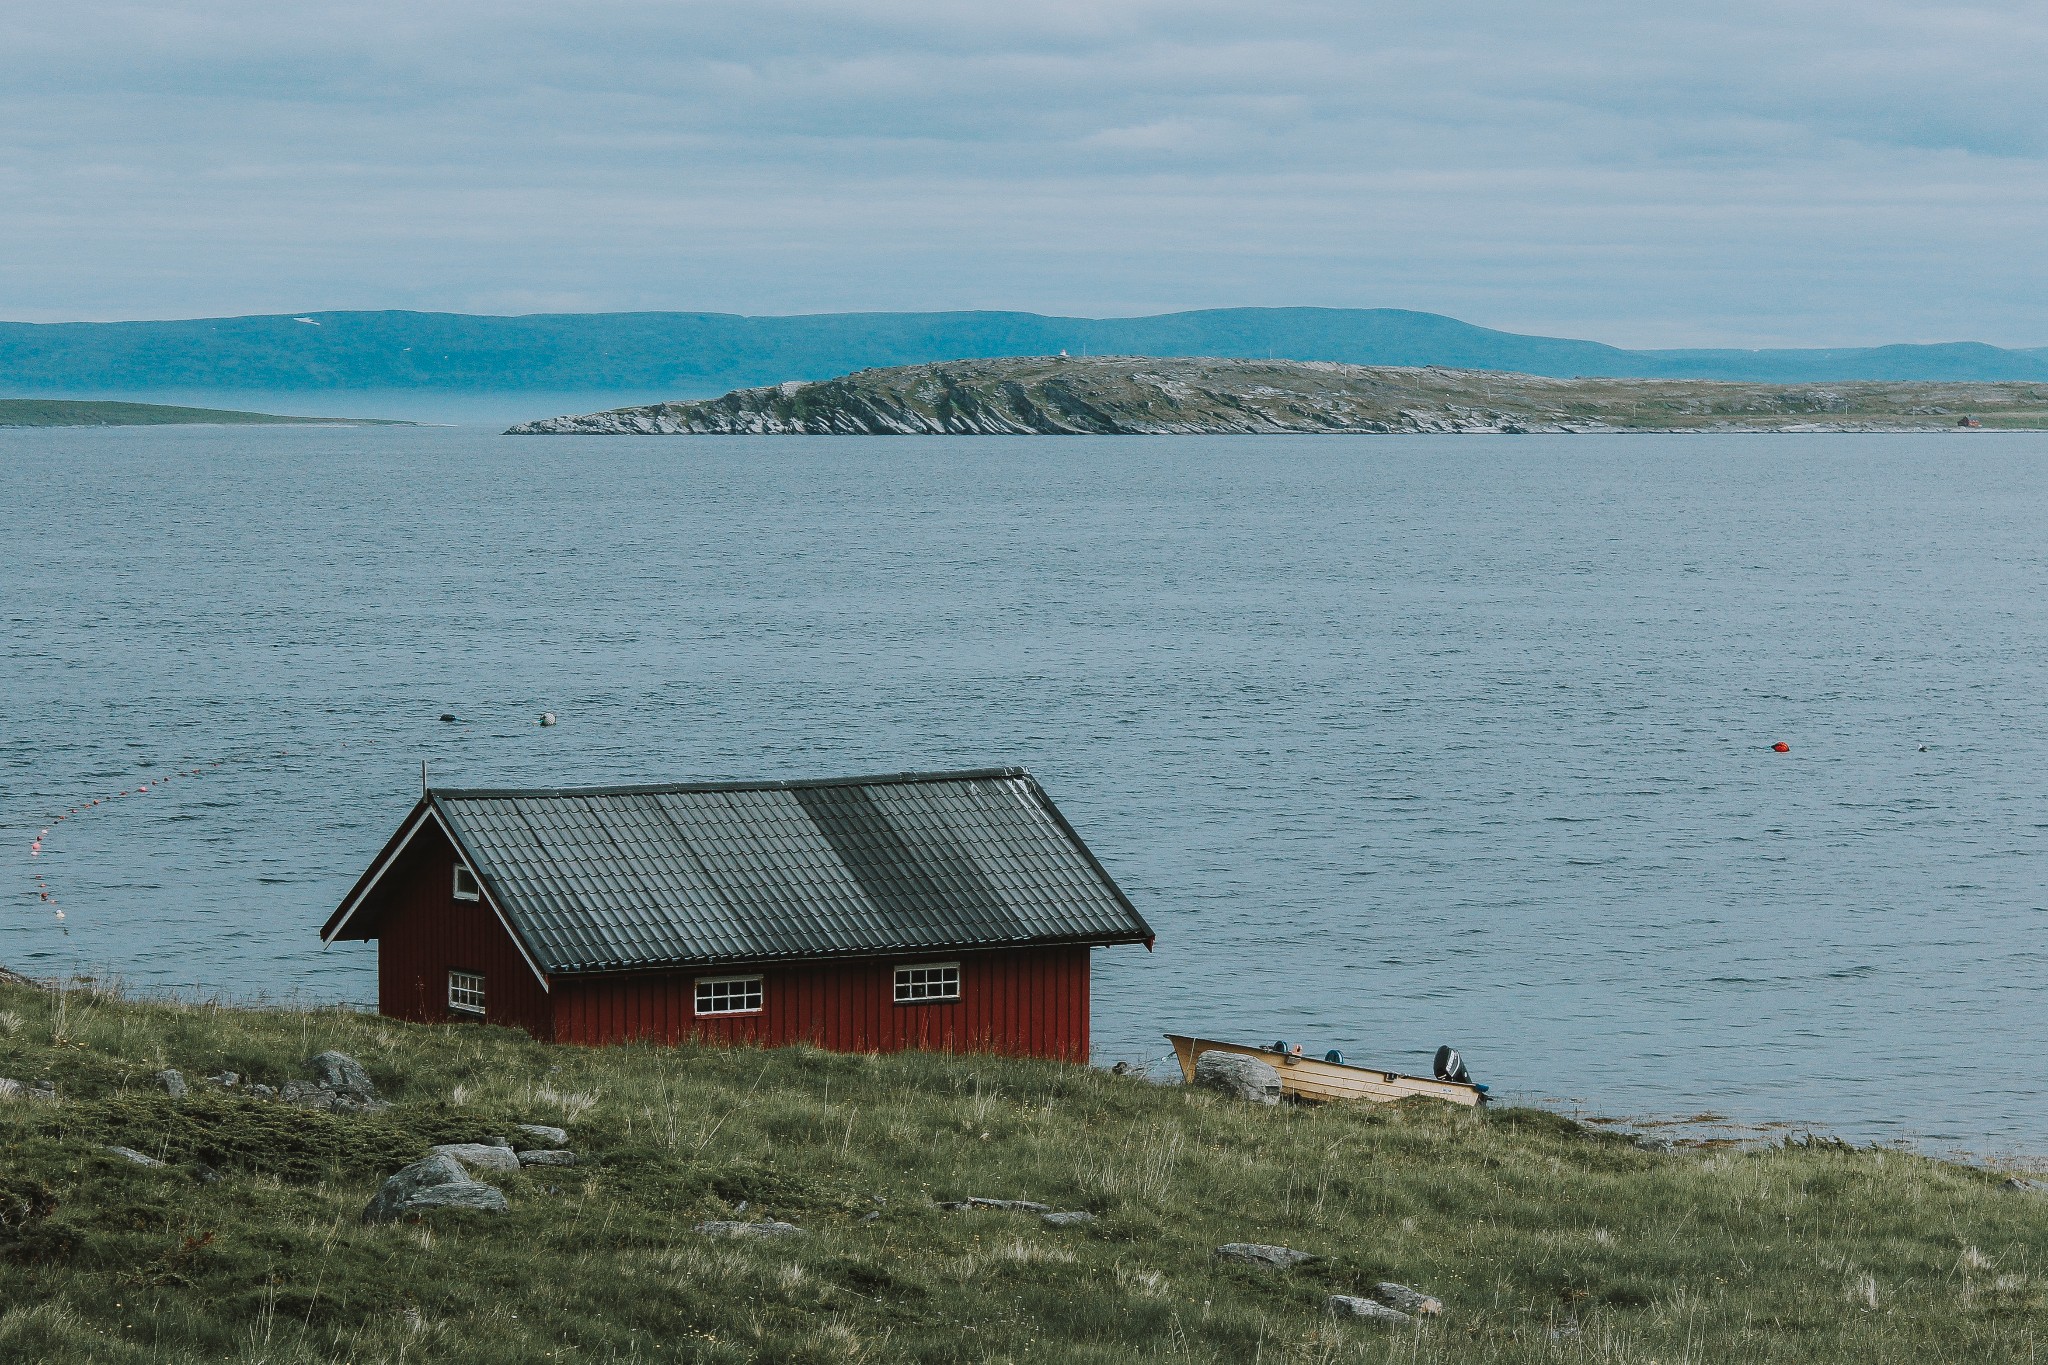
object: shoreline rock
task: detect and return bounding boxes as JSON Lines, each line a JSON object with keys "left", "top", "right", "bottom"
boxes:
{"left": 1193, "top": 1051, "right": 1282, "bottom": 1105}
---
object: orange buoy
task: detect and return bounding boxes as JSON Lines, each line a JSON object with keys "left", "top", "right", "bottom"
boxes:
{"left": 1772, "top": 741, "right": 1790, "bottom": 753}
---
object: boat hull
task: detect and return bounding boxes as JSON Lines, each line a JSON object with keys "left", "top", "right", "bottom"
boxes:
{"left": 1167, "top": 1034, "right": 1484, "bottom": 1108}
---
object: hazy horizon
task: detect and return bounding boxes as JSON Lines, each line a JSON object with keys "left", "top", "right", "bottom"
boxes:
{"left": 4, "top": 3, "right": 2045, "bottom": 349}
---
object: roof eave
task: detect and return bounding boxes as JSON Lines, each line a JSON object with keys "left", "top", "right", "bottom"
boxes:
{"left": 320, "top": 798, "right": 433, "bottom": 942}
{"left": 539, "top": 929, "right": 1155, "bottom": 978}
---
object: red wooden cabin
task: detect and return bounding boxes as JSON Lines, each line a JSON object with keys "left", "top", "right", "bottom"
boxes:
{"left": 320, "top": 768, "right": 1153, "bottom": 1062}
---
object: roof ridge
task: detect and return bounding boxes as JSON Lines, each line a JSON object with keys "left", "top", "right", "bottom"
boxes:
{"left": 428, "top": 767, "right": 1031, "bottom": 801}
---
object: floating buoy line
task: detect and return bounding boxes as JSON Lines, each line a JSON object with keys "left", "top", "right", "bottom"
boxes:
{"left": 25, "top": 759, "right": 231, "bottom": 933}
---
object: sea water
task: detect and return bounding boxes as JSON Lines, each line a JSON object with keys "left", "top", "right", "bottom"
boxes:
{"left": 6, "top": 423, "right": 2047, "bottom": 1154}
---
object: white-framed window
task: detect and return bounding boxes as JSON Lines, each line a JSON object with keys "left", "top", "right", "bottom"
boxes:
{"left": 894, "top": 962, "right": 961, "bottom": 1004}
{"left": 448, "top": 969, "right": 486, "bottom": 1015}
{"left": 452, "top": 865, "right": 481, "bottom": 901}
{"left": 695, "top": 975, "right": 764, "bottom": 1016}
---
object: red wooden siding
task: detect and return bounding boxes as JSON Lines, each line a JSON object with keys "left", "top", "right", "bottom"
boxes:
{"left": 363, "top": 823, "right": 553, "bottom": 1038}
{"left": 353, "top": 826, "right": 1094, "bottom": 1061}
{"left": 549, "top": 947, "right": 1091, "bottom": 1062}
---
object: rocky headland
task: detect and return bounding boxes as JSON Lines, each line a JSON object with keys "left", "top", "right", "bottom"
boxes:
{"left": 506, "top": 355, "right": 2048, "bottom": 435}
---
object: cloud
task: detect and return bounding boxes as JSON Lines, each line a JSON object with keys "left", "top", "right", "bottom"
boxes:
{"left": 0, "top": 1, "right": 2043, "bottom": 344}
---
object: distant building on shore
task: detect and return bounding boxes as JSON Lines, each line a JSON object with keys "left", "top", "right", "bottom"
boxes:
{"left": 320, "top": 769, "right": 1153, "bottom": 1062}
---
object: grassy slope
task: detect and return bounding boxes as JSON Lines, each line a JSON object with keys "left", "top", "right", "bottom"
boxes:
{"left": 0, "top": 981, "right": 2040, "bottom": 1364}
{"left": 0, "top": 399, "right": 397, "bottom": 428}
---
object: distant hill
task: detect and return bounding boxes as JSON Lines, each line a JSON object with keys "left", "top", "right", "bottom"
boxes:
{"left": 3, "top": 308, "right": 2046, "bottom": 400}
{"left": 0, "top": 398, "right": 402, "bottom": 428}
{"left": 508, "top": 356, "right": 2048, "bottom": 436}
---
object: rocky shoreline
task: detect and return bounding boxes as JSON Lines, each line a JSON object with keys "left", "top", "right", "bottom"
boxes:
{"left": 505, "top": 355, "right": 2048, "bottom": 436}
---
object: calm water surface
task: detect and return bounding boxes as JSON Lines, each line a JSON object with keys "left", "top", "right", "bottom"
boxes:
{"left": 6, "top": 425, "right": 2046, "bottom": 1154}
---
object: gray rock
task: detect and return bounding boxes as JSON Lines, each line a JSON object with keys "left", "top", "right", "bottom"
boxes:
{"left": 309, "top": 1051, "right": 375, "bottom": 1099}
{"left": 247, "top": 1083, "right": 276, "bottom": 1100}
{"left": 481, "top": 1135, "right": 512, "bottom": 1149}
{"left": 1372, "top": 1283, "right": 1442, "bottom": 1317}
{"left": 280, "top": 1079, "right": 340, "bottom": 1111}
{"left": 207, "top": 1071, "right": 239, "bottom": 1088}
{"left": 431, "top": 1143, "right": 521, "bottom": 1174}
{"left": 363, "top": 1154, "right": 509, "bottom": 1223}
{"left": 1328, "top": 1295, "right": 1412, "bottom": 1324}
{"left": 517, "top": 1149, "right": 578, "bottom": 1167}
{"left": 366, "top": 1153, "right": 467, "bottom": 1209}
{"left": 694, "top": 1220, "right": 802, "bottom": 1239}
{"left": 2001, "top": 1177, "right": 2045, "bottom": 1193}
{"left": 156, "top": 1068, "right": 187, "bottom": 1099}
{"left": 27, "top": 1086, "right": 56, "bottom": 1103}
{"left": 1041, "top": 1211, "right": 1096, "bottom": 1227}
{"left": 0, "top": 1078, "right": 19, "bottom": 1100}
{"left": 1193, "top": 1051, "right": 1282, "bottom": 1105}
{"left": 1215, "top": 1243, "right": 1317, "bottom": 1269}
{"left": 103, "top": 1145, "right": 163, "bottom": 1167}
{"left": 939, "top": 1197, "right": 1052, "bottom": 1212}
{"left": 513, "top": 1123, "right": 569, "bottom": 1148}
{"left": 395, "top": 1182, "right": 509, "bottom": 1215}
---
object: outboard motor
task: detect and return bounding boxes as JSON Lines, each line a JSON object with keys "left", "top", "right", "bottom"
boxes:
{"left": 1433, "top": 1045, "right": 1471, "bottom": 1084}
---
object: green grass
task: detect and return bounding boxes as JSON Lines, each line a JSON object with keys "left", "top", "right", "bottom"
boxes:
{"left": 0, "top": 980, "right": 2041, "bottom": 1363}
{"left": 0, "top": 399, "right": 402, "bottom": 427}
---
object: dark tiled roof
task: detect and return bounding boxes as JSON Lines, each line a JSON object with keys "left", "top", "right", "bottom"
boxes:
{"left": 413, "top": 769, "right": 1150, "bottom": 974}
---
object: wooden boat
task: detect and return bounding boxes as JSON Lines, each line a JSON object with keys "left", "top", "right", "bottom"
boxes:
{"left": 1166, "top": 1034, "right": 1485, "bottom": 1108}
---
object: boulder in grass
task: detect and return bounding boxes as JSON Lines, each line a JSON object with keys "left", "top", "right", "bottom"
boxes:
{"left": 156, "top": 1069, "right": 187, "bottom": 1099}
{"left": 1215, "top": 1243, "right": 1316, "bottom": 1270}
{"left": 695, "top": 1220, "right": 802, "bottom": 1239}
{"left": 281, "top": 1080, "right": 340, "bottom": 1112}
{"left": 103, "top": 1145, "right": 163, "bottom": 1167}
{"left": 363, "top": 1154, "right": 507, "bottom": 1223}
{"left": 1041, "top": 1211, "right": 1096, "bottom": 1227}
{"left": 396, "top": 1182, "right": 510, "bottom": 1215}
{"left": 0, "top": 1079, "right": 19, "bottom": 1100}
{"left": 517, "top": 1149, "right": 578, "bottom": 1167}
{"left": 1328, "top": 1295, "right": 1412, "bottom": 1324}
{"left": 431, "top": 1143, "right": 522, "bottom": 1174}
{"left": 1192, "top": 1051, "right": 1282, "bottom": 1105}
{"left": 938, "top": 1197, "right": 1052, "bottom": 1212}
{"left": 309, "top": 1051, "right": 375, "bottom": 1100}
{"left": 513, "top": 1124, "right": 568, "bottom": 1148}
{"left": 1372, "top": 1283, "right": 1442, "bottom": 1317}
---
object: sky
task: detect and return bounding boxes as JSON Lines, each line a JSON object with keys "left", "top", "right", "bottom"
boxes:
{"left": 3, "top": 1, "right": 2045, "bottom": 346}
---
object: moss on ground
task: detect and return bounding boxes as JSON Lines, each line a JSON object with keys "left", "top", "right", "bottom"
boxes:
{"left": 0, "top": 980, "right": 2041, "bottom": 1362}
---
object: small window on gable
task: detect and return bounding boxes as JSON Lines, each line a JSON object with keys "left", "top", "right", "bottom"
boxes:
{"left": 894, "top": 962, "right": 961, "bottom": 1004}
{"left": 452, "top": 865, "right": 481, "bottom": 901}
{"left": 695, "top": 975, "right": 763, "bottom": 1015}
{"left": 449, "top": 970, "right": 485, "bottom": 1015}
